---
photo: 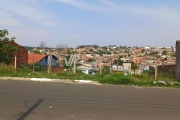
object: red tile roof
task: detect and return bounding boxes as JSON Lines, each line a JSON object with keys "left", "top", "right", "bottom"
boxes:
{"left": 28, "top": 54, "right": 47, "bottom": 64}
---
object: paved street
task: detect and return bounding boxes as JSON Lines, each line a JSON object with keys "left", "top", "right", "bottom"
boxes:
{"left": 0, "top": 80, "right": 180, "bottom": 120}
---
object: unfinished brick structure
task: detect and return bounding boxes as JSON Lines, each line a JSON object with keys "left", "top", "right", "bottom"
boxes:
{"left": 8, "top": 41, "right": 28, "bottom": 67}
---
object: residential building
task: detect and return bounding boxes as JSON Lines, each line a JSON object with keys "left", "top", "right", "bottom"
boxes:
{"left": 28, "top": 54, "right": 58, "bottom": 66}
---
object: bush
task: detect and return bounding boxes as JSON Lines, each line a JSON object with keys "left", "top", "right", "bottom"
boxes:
{"left": 19, "top": 64, "right": 27, "bottom": 69}
{"left": 28, "top": 62, "right": 43, "bottom": 71}
{"left": 0, "top": 63, "right": 15, "bottom": 72}
{"left": 102, "top": 66, "right": 110, "bottom": 75}
{"left": 174, "top": 83, "right": 180, "bottom": 87}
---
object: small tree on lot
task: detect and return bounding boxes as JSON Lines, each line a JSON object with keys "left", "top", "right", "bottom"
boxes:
{"left": 87, "top": 58, "right": 95, "bottom": 63}
{"left": 0, "top": 29, "right": 19, "bottom": 64}
{"left": 114, "top": 57, "right": 123, "bottom": 65}
{"left": 162, "top": 51, "right": 167, "bottom": 55}
{"left": 141, "top": 49, "right": 145, "bottom": 53}
{"left": 131, "top": 62, "right": 138, "bottom": 74}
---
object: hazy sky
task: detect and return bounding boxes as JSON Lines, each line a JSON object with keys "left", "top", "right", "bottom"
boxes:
{"left": 0, "top": 0, "right": 180, "bottom": 48}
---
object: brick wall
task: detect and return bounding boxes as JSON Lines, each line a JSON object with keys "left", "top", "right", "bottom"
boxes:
{"left": 150, "top": 65, "right": 175, "bottom": 78}
{"left": 51, "top": 66, "right": 64, "bottom": 72}
{"left": 158, "top": 65, "right": 175, "bottom": 77}
{"left": 8, "top": 41, "right": 28, "bottom": 67}
{"left": 43, "top": 66, "right": 64, "bottom": 73}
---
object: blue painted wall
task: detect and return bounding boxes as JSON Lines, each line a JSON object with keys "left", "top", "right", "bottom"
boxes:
{"left": 39, "top": 55, "right": 57, "bottom": 66}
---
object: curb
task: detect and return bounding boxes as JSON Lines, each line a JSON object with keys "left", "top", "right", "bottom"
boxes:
{"left": 0, "top": 77, "right": 31, "bottom": 81}
{"left": 74, "top": 80, "right": 101, "bottom": 85}
{"left": 0, "top": 77, "right": 101, "bottom": 85}
{"left": 31, "top": 78, "right": 51, "bottom": 82}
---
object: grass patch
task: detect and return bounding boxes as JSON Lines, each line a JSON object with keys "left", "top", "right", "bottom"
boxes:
{"left": 98, "top": 73, "right": 133, "bottom": 85}
{"left": 0, "top": 63, "right": 179, "bottom": 88}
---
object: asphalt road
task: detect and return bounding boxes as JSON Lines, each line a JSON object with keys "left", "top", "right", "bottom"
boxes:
{"left": 0, "top": 80, "right": 180, "bottom": 120}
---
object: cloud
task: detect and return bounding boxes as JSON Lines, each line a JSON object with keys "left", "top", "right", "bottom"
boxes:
{"left": 0, "top": 0, "right": 60, "bottom": 27}
{"left": 56, "top": 0, "right": 110, "bottom": 15}
{"left": 0, "top": 10, "right": 23, "bottom": 26}
{"left": 56, "top": 0, "right": 180, "bottom": 23}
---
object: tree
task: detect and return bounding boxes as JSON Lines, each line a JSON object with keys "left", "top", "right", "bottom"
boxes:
{"left": 33, "top": 49, "right": 41, "bottom": 54}
{"left": 106, "top": 51, "right": 111, "bottom": 55}
{"left": 40, "top": 41, "right": 46, "bottom": 47}
{"left": 131, "top": 62, "right": 138, "bottom": 74}
{"left": 89, "top": 49, "right": 93, "bottom": 52}
{"left": 141, "top": 49, "right": 145, "bottom": 53}
{"left": 56, "top": 44, "right": 68, "bottom": 66}
{"left": 40, "top": 41, "right": 46, "bottom": 53}
{"left": 162, "top": 51, "right": 167, "bottom": 55}
{"left": 87, "top": 58, "right": 95, "bottom": 63}
{"left": 0, "top": 29, "right": 19, "bottom": 64}
{"left": 114, "top": 57, "right": 123, "bottom": 65}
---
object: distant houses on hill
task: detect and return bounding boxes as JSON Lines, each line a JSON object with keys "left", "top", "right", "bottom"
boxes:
{"left": 6, "top": 41, "right": 176, "bottom": 76}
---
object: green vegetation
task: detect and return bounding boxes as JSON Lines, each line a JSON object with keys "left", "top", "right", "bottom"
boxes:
{"left": 87, "top": 58, "right": 95, "bottom": 63}
{"left": 141, "top": 49, "right": 145, "bottom": 53}
{"left": 162, "top": 51, "right": 167, "bottom": 55}
{"left": 170, "top": 53, "right": 175, "bottom": 57}
{"left": 113, "top": 57, "right": 123, "bottom": 65}
{"left": 33, "top": 49, "right": 41, "bottom": 54}
{"left": 28, "top": 62, "right": 43, "bottom": 72}
{"left": 0, "top": 63, "right": 179, "bottom": 88}
{"left": 131, "top": 62, "right": 138, "bottom": 73}
{"left": 0, "top": 29, "right": 19, "bottom": 64}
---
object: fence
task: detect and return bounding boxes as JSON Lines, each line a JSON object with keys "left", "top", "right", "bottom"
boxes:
{"left": 150, "top": 65, "right": 175, "bottom": 78}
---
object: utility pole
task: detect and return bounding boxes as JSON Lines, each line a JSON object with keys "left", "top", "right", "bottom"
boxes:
{"left": 33, "top": 56, "right": 34, "bottom": 72}
{"left": 47, "top": 54, "right": 52, "bottom": 74}
{"left": 155, "top": 60, "right": 158, "bottom": 80}
{"left": 15, "top": 56, "right": 17, "bottom": 71}
{"left": 99, "top": 57, "right": 102, "bottom": 75}
{"left": 117, "top": 58, "right": 118, "bottom": 72}
{"left": 110, "top": 61, "right": 112, "bottom": 73}
{"left": 73, "top": 54, "right": 76, "bottom": 74}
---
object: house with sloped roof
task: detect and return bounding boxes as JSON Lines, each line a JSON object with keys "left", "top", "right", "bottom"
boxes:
{"left": 7, "top": 41, "right": 28, "bottom": 67}
{"left": 28, "top": 54, "right": 58, "bottom": 66}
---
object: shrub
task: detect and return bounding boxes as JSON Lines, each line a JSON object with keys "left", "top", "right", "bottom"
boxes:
{"left": 102, "top": 66, "right": 110, "bottom": 75}
{"left": 174, "top": 83, "right": 180, "bottom": 87}
{"left": 0, "top": 63, "right": 15, "bottom": 72}
{"left": 28, "top": 62, "right": 43, "bottom": 71}
{"left": 19, "top": 64, "right": 27, "bottom": 69}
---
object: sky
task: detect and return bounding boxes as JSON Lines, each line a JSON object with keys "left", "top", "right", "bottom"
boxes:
{"left": 0, "top": 0, "right": 180, "bottom": 48}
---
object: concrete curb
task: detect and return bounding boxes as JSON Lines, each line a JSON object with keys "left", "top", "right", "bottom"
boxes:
{"left": 31, "top": 78, "right": 51, "bottom": 82}
{"left": 0, "top": 77, "right": 101, "bottom": 85}
{"left": 74, "top": 80, "right": 92, "bottom": 83}
{"left": 0, "top": 77, "right": 31, "bottom": 81}
{"left": 74, "top": 80, "right": 101, "bottom": 85}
